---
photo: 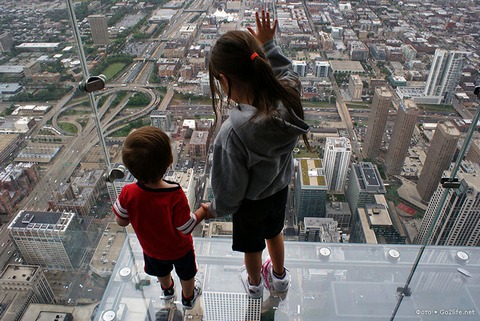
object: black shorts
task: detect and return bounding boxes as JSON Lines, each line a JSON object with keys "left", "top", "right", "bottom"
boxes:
{"left": 143, "top": 249, "right": 197, "bottom": 281}
{"left": 232, "top": 186, "right": 288, "bottom": 253}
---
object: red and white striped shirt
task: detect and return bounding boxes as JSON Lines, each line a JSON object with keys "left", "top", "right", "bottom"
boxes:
{"left": 112, "top": 181, "right": 198, "bottom": 260}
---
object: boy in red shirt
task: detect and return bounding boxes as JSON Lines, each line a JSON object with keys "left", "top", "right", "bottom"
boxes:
{"left": 112, "top": 126, "right": 208, "bottom": 309}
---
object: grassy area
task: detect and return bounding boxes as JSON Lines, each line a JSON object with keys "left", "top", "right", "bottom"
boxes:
{"left": 417, "top": 103, "right": 454, "bottom": 112}
{"left": 58, "top": 122, "right": 78, "bottom": 134}
{"left": 102, "top": 62, "right": 127, "bottom": 80}
{"left": 71, "top": 97, "right": 88, "bottom": 104}
{"left": 303, "top": 101, "right": 335, "bottom": 108}
{"left": 294, "top": 151, "right": 320, "bottom": 158}
{"left": 305, "top": 119, "right": 321, "bottom": 126}
{"left": 38, "top": 129, "right": 55, "bottom": 135}
{"left": 194, "top": 115, "right": 215, "bottom": 120}
{"left": 173, "top": 93, "right": 211, "bottom": 105}
{"left": 62, "top": 108, "right": 89, "bottom": 116}
{"left": 111, "top": 119, "right": 149, "bottom": 137}
{"left": 346, "top": 103, "right": 371, "bottom": 109}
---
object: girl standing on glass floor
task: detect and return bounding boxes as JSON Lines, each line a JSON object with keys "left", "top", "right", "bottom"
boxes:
{"left": 204, "top": 10, "right": 311, "bottom": 298}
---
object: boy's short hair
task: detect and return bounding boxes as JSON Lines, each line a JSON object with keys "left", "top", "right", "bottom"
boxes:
{"left": 122, "top": 126, "right": 173, "bottom": 184}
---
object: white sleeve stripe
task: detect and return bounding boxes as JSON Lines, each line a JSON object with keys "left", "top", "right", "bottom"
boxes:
{"left": 177, "top": 212, "right": 197, "bottom": 234}
{"left": 113, "top": 201, "right": 128, "bottom": 219}
{"left": 114, "top": 199, "right": 127, "bottom": 214}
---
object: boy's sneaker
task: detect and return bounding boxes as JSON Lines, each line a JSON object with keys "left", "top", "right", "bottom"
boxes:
{"left": 161, "top": 279, "right": 175, "bottom": 300}
{"left": 261, "top": 258, "right": 290, "bottom": 292}
{"left": 182, "top": 284, "right": 202, "bottom": 310}
{"left": 240, "top": 267, "right": 263, "bottom": 299}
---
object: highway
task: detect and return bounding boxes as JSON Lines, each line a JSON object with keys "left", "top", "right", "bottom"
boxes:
{"left": 19, "top": 84, "right": 160, "bottom": 211}
{"left": 12, "top": 0, "right": 203, "bottom": 212}
{"left": 332, "top": 81, "right": 362, "bottom": 158}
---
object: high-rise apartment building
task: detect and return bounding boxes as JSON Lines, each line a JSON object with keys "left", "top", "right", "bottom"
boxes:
{"left": 424, "top": 49, "right": 469, "bottom": 104}
{"left": 323, "top": 137, "right": 351, "bottom": 192}
{"left": 294, "top": 158, "right": 328, "bottom": 222}
{"left": 88, "top": 14, "right": 110, "bottom": 45}
{"left": 415, "top": 172, "right": 480, "bottom": 246}
{"left": 348, "top": 74, "right": 363, "bottom": 100}
{"left": 164, "top": 168, "right": 196, "bottom": 209}
{"left": 0, "top": 264, "right": 55, "bottom": 319}
{"left": 150, "top": 110, "right": 172, "bottom": 132}
{"left": 466, "top": 139, "right": 480, "bottom": 164}
{"left": 363, "top": 87, "right": 392, "bottom": 160}
{"left": 345, "top": 162, "right": 386, "bottom": 221}
{"left": 416, "top": 121, "right": 460, "bottom": 203}
{"left": 8, "top": 210, "right": 87, "bottom": 270}
{"left": 188, "top": 131, "right": 209, "bottom": 159}
{"left": 385, "top": 99, "right": 419, "bottom": 175}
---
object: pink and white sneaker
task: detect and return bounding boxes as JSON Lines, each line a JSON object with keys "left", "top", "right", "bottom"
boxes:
{"left": 261, "top": 258, "right": 290, "bottom": 292}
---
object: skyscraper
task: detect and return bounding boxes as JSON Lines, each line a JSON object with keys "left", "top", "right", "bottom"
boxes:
{"left": 416, "top": 121, "right": 460, "bottom": 203}
{"left": 294, "top": 158, "right": 328, "bottom": 222}
{"left": 424, "top": 49, "right": 469, "bottom": 104}
{"left": 323, "top": 137, "right": 351, "bottom": 192}
{"left": 415, "top": 172, "right": 480, "bottom": 246}
{"left": 348, "top": 74, "right": 363, "bottom": 100}
{"left": 0, "top": 265, "right": 55, "bottom": 304}
{"left": 363, "top": 87, "right": 392, "bottom": 160}
{"left": 8, "top": 210, "right": 87, "bottom": 270}
{"left": 349, "top": 194, "right": 406, "bottom": 244}
{"left": 385, "top": 99, "right": 419, "bottom": 175}
{"left": 345, "top": 162, "right": 386, "bottom": 227}
{"left": 88, "top": 14, "right": 110, "bottom": 46}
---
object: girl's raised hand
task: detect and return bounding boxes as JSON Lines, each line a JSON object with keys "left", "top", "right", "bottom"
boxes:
{"left": 247, "top": 10, "right": 278, "bottom": 45}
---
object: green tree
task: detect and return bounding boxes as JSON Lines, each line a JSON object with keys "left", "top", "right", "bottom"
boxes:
{"left": 127, "top": 92, "right": 150, "bottom": 106}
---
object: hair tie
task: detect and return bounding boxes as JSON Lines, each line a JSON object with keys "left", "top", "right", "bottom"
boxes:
{"left": 250, "top": 52, "right": 259, "bottom": 61}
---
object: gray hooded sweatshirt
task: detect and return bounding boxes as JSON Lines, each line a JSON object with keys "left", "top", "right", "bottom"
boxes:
{"left": 208, "top": 40, "right": 310, "bottom": 218}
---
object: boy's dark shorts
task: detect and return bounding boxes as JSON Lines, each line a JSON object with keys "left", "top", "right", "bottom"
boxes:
{"left": 143, "top": 249, "right": 197, "bottom": 280}
{"left": 232, "top": 186, "right": 288, "bottom": 253}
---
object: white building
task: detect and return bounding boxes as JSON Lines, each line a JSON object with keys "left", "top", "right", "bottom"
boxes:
{"left": 424, "top": 49, "right": 469, "bottom": 104}
{"left": 164, "top": 169, "right": 196, "bottom": 209}
{"left": 292, "top": 60, "right": 307, "bottom": 77}
{"left": 314, "top": 61, "right": 330, "bottom": 78}
{"left": 323, "top": 137, "right": 351, "bottom": 193}
{"left": 331, "top": 27, "right": 344, "bottom": 40}
{"left": 415, "top": 171, "right": 480, "bottom": 246}
{"left": 8, "top": 210, "right": 86, "bottom": 270}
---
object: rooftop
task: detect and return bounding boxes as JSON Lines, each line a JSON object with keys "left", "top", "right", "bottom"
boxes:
{"left": 299, "top": 158, "right": 327, "bottom": 187}
{"left": 8, "top": 210, "right": 73, "bottom": 232}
